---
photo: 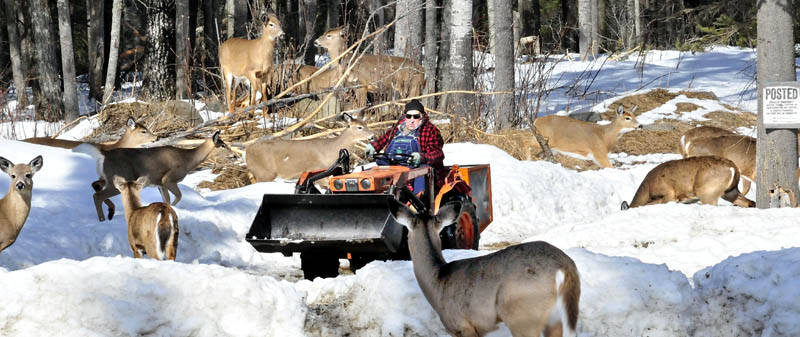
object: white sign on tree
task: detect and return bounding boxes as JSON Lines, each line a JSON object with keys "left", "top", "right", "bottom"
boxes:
{"left": 762, "top": 82, "right": 800, "bottom": 128}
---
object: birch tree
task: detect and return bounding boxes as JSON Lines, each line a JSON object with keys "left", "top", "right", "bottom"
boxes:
{"left": 394, "top": 0, "right": 423, "bottom": 62}
{"left": 28, "top": 0, "right": 62, "bottom": 120}
{"left": 493, "top": 0, "right": 515, "bottom": 128}
{"left": 443, "top": 0, "right": 474, "bottom": 118}
{"left": 578, "top": 0, "right": 593, "bottom": 59}
{"left": 57, "top": 0, "right": 79, "bottom": 122}
{"left": 103, "top": 0, "right": 123, "bottom": 103}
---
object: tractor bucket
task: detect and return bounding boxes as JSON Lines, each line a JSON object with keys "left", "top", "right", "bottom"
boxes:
{"left": 246, "top": 193, "right": 405, "bottom": 256}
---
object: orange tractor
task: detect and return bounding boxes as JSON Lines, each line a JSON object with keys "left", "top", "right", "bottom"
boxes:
{"left": 246, "top": 150, "right": 493, "bottom": 279}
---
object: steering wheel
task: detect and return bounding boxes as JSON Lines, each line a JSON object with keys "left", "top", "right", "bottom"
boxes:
{"left": 373, "top": 152, "right": 413, "bottom": 166}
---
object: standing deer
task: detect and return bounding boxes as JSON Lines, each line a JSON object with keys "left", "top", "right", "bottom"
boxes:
{"left": 219, "top": 13, "right": 284, "bottom": 114}
{"left": 113, "top": 176, "right": 178, "bottom": 260}
{"left": 533, "top": 105, "right": 642, "bottom": 168}
{"left": 621, "top": 156, "right": 755, "bottom": 209}
{"left": 0, "top": 156, "right": 43, "bottom": 254}
{"left": 684, "top": 134, "right": 756, "bottom": 195}
{"left": 81, "top": 131, "right": 229, "bottom": 221}
{"left": 23, "top": 117, "right": 157, "bottom": 150}
{"left": 246, "top": 115, "right": 375, "bottom": 182}
{"left": 388, "top": 199, "right": 580, "bottom": 337}
{"left": 314, "top": 26, "right": 425, "bottom": 106}
{"left": 678, "top": 125, "right": 735, "bottom": 157}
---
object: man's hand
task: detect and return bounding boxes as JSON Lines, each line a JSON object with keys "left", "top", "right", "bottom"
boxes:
{"left": 410, "top": 152, "right": 422, "bottom": 166}
{"left": 365, "top": 144, "right": 376, "bottom": 159}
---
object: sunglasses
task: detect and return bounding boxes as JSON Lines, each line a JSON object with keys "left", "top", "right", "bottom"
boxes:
{"left": 405, "top": 113, "right": 422, "bottom": 120}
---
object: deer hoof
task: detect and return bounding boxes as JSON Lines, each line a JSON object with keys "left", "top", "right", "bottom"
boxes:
{"left": 108, "top": 209, "right": 115, "bottom": 221}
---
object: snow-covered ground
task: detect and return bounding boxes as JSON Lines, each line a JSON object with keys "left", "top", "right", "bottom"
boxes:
{"left": 1, "top": 46, "right": 799, "bottom": 336}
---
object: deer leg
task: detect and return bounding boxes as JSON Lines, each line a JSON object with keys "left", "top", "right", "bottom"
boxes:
{"left": 93, "top": 185, "right": 121, "bottom": 222}
{"left": 223, "top": 70, "right": 234, "bottom": 114}
{"left": 165, "top": 181, "right": 182, "bottom": 206}
{"left": 741, "top": 179, "right": 752, "bottom": 196}
{"left": 91, "top": 179, "right": 116, "bottom": 211}
{"left": 595, "top": 152, "right": 613, "bottom": 168}
{"left": 158, "top": 186, "right": 172, "bottom": 205}
{"left": 247, "top": 72, "right": 259, "bottom": 108}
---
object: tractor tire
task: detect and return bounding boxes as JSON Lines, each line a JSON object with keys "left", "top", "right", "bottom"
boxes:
{"left": 440, "top": 200, "right": 480, "bottom": 250}
{"left": 348, "top": 254, "right": 375, "bottom": 273}
{"left": 300, "top": 252, "right": 340, "bottom": 280}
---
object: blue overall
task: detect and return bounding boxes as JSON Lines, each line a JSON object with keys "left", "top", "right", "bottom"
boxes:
{"left": 377, "top": 127, "right": 427, "bottom": 193}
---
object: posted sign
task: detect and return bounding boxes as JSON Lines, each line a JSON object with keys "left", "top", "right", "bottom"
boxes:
{"left": 762, "top": 82, "right": 800, "bottom": 128}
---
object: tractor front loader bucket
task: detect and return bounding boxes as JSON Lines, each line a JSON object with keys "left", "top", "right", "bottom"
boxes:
{"left": 246, "top": 193, "right": 405, "bottom": 256}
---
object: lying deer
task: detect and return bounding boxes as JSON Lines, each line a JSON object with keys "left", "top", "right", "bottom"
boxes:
{"left": 388, "top": 199, "right": 580, "bottom": 337}
{"left": 81, "top": 131, "right": 229, "bottom": 221}
{"left": 219, "top": 13, "right": 284, "bottom": 114}
{"left": 0, "top": 155, "right": 43, "bottom": 254}
{"left": 533, "top": 105, "right": 642, "bottom": 168}
{"left": 113, "top": 176, "right": 178, "bottom": 260}
{"left": 684, "top": 133, "right": 756, "bottom": 195}
{"left": 314, "top": 26, "right": 424, "bottom": 106}
{"left": 246, "top": 115, "right": 375, "bottom": 182}
{"left": 23, "top": 117, "right": 157, "bottom": 150}
{"left": 678, "top": 125, "right": 734, "bottom": 157}
{"left": 621, "top": 156, "right": 755, "bottom": 209}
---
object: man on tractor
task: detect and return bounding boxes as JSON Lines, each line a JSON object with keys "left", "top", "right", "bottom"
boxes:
{"left": 365, "top": 99, "right": 446, "bottom": 193}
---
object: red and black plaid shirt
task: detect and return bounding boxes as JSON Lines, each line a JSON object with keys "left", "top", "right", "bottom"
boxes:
{"left": 371, "top": 115, "right": 447, "bottom": 186}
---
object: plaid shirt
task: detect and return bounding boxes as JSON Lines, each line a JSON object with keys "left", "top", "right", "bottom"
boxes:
{"left": 371, "top": 115, "right": 447, "bottom": 186}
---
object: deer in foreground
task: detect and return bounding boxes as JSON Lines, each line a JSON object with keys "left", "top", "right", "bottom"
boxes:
{"left": 314, "top": 26, "right": 425, "bottom": 106}
{"left": 684, "top": 134, "right": 756, "bottom": 195}
{"left": 113, "top": 176, "right": 178, "bottom": 260}
{"left": 387, "top": 199, "right": 580, "bottom": 337}
{"left": 81, "top": 131, "right": 229, "bottom": 221}
{"left": 0, "top": 156, "right": 43, "bottom": 254}
{"left": 621, "top": 156, "right": 755, "bottom": 209}
{"left": 219, "top": 13, "right": 284, "bottom": 114}
{"left": 678, "top": 125, "right": 735, "bottom": 157}
{"left": 533, "top": 105, "right": 642, "bottom": 168}
{"left": 246, "top": 115, "right": 375, "bottom": 182}
{"left": 23, "top": 117, "right": 157, "bottom": 150}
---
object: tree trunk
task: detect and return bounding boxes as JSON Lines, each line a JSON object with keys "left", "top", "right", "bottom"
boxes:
{"left": 591, "top": 0, "right": 598, "bottom": 56}
{"left": 487, "top": 0, "right": 496, "bottom": 55}
{"left": 756, "top": 0, "right": 797, "bottom": 208}
{"left": 176, "top": 0, "right": 191, "bottom": 99}
{"left": 57, "top": 0, "right": 79, "bottom": 122}
{"left": 328, "top": 0, "right": 340, "bottom": 29}
{"left": 518, "top": 0, "right": 539, "bottom": 38}
{"left": 143, "top": 0, "right": 176, "bottom": 101}
{"left": 634, "top": 0, "right": 641, "bottom": 46}
{"left": 435, "top": 0, "right": 451, "bottom": 111}
{"left": 395, "top": 0, "right": 423, "bottom": 61}
{"left": 203, "top": 0, "right": 218, "bottom": 68}
{"left": 300, "top": 0, "right": 317, "bottom": 65}
{"left": 103, "top": 0, "right": 123, "bottom": 104}
{"left": 28, "top": 0, "right": 63, "bottom": 120}
{"left": 87, "top": 0, "right": 104, "bottom": 104}
{"left": 625, "top": 0, "right": 633, "bottom": 48}
{"left": 493, "top": 0, "right": 514, "bottom": 129}
{"left": 4, "top": 0, "right": 26, "bottom": 108}
{"left": 443, "top": 0, "right": 474, "bottom": 119}
{"left": 423, "top": 0, "right": 437, "bottom": 108}
{"left": 367, "top": 0, "right": 387, "bottom": 54}
{"left": 577, "top": 0, "right": 592, "bottom": 59}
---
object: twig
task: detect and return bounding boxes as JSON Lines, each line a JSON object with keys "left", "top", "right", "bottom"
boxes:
{"left": 52, "top": 115, "right": 88, "bottom": 138}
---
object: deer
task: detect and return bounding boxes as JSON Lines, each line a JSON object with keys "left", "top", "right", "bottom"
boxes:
{"left": 532, "top": 105, "right": 642, "bottom": 168}
{"left": 678, "top": 125, "right": 736, "bottom": 157}
{"left": 245, "top": 114, "right": 375, "bottom": 182}
{"left": 0, "top": 155, "right": 43, "bottom": 255}
{"left": 218, "top": 13, "right": 284, "bottom": 114}
{"left": 621, "top": 156, "right": 755, "bottom": 209}
{"left": 23, "top": 117, "right": 157, "bottom": 150}
{"left": 387, "top": 199, "right": 580, "bottom": 337}
{"left": 79, "top": 131, "right": 229, "bottom": 222}
{"left": 683, "top": 134, "right": 756, "bottom": 195}
{"left": 113, "top": 176, "right": 178, "bottom": 260}
{"left": 314, "top": 26, "right": 425, "bottom": 106}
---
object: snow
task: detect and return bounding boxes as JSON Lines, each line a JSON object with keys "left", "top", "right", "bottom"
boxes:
{"left": 1, "top": 46, "right": 799, "bottom": 336}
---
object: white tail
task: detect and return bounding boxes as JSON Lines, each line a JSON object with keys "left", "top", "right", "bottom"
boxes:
{"left": 218, "top": 13, "right": 284, "bottom": 114}
{"left": 24, "top": 117, "right": 157, "bottom": 150}
{"left": 388, "top": 199, "right": 581, "bottom": 337}
{"left": 113, "top": 176, "right": 178, "bottom": 260}
{"left": 678, "top": 125, "right": 734, "bottom": 157}
{"left": 681, "top": 127, "right": 756, "bottom": 195}
{"left": 0, "top": 156, "right": 43, "bottom": 254}
{"left": 622, "top": 156, "right": 755, "bottom": 209}
{"left": 245, "top": 114, "right": 375, "bottom": 182}
{"left": 84, "top": 131, "right": 228, "bottom": 221}
{"left": 533, "top": 105, "right": 641, "bottom": 168}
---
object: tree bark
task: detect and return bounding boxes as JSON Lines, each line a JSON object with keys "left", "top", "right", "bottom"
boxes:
{"left": 143, "top": 0, "right": 176, "bottom": 101}
{"left": 634, "top": 0, "right": 641, "bottom": 46}
{"left": 487, "top": 0, "right": 496, "bottom": 55}
{"left": 435, "top": 0, "right": 451, "bottom": 111}
{"left": 423, "top": 0, "right": 437, "bottom": 107}
{"left": 493, "top": 0, "right": 515, "bottom": 129}
{"left": 203, "top": 0, "right": 218, "bottom": 68}
{"left": 443, "top": 0, "right": 474, "bottom": 119}
{"left": 394, "top": 0, "right": 423, "bottom": 61}
{"left": 103, "top": 0, "right": 123, "bottom": 104}
{"left": 28, "top": 0, "right": 63, "bottom": 120}
{"left": 87, "top": 0, "right": 104, "bottom": 103}
{"left": 328, "top": 0, "right": 340, "bottom": 29}
{"left": 756, "top": 0, "right": 797, "bottom": 208}
{"left": 234, "top": 0, "right": 247, "bottom": 37}
{"left": 591, "top": 0, "right": 598, "bottom": 56}
{"left": 300, "top": 0, "right": 317, "bottom": 65}
{"left": 367, "top": 0, "right": 387, "bottom": 54}
{"left": 578, "top": 0, "right": 592, "bottom": 59}
{"left": 4, "top": 0, "right": 26, "bottom": 108}
{"left": 57, "top": 0, "right": 79, "bottom": 122}
{"left": 176, "top": 0, "right": 191, "bottom": 99}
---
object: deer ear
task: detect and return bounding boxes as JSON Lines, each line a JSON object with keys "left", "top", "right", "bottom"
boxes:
{"left": 0, "top": 157, "right": 13, "bottom": 174}
{"left": 387, "top": 198, "right": 414, "bottom": 229}
{"left": 616, "top": 105, "right": 624, "bottom": 116}
{"left": 112, "top": 175, "right": 126, "bottom": 189}
{"left": 28, "top": 155, "right": 43, "bottom": 174}
{"left": 127, "top": 117, "right": 136, "bottom": 130}
{"left": 631, "top": 105, "right": 638, "bottom": 114}
{"left": 135, "top": 176, "right": 149, "bottom": 186}
{"left": 435, "top": 203, "right": 461, "bottom": 233}
{"left": 213, "top": 131, "right": 221, "bottom": 142}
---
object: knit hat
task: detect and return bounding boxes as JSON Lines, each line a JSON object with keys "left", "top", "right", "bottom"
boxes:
{"left": 403, "top": 99, "right": 425, "bottom": 115}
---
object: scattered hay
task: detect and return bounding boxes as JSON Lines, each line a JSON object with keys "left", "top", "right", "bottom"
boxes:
{"left": 702, "top": 110, "right": 757, "bottom": 130}
{"left": 91, "top": 101, "right": 197, "bottom": 141}
{"left": 675, "top": 102, "right": 701, "bottom": 114}
{"left": 679, "top": 90, "right": 718, "bottom": 101}
{"left": 197, "top": 164, "right": 253, "bottom": 191}
{"left": 613, "top": 119, "right": 695, "bottom": 155}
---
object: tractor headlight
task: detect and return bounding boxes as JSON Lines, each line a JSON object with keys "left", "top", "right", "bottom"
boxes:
{"left": 360, "top": 178, "right": 372, "bottom": 190}
{"left": 333, "top": 179, "right": 344, "bottom": 190}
